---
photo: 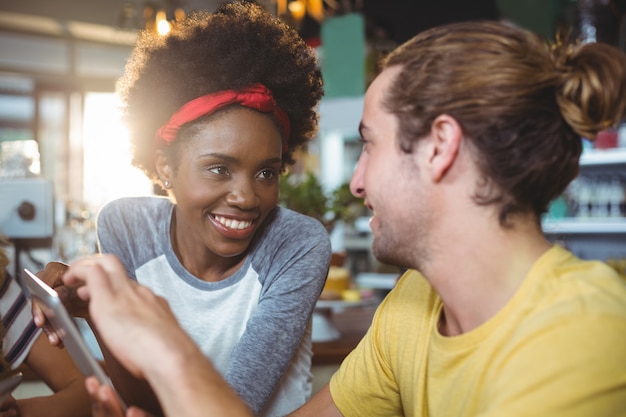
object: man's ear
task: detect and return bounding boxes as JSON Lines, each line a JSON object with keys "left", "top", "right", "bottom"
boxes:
{"left": 155, "top": 149, "right": 173, "bottom": 187}
{"left": 427, "top": 114, "right": 463, "bottom": 182}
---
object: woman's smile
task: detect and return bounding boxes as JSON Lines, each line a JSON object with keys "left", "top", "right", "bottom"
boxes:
{"left": 213, "top": 214, "right": 253, "bottom": 230}
{"left": 209, "top": 213, "right": 257, "bottom": 240}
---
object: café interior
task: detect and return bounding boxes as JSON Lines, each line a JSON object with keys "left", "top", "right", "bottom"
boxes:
{"left": 1, "top": 0, "right": 625, "bottom": 403}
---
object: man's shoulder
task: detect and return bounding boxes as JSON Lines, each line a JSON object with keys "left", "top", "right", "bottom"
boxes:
{"left": 393, "top": 269, "right": 434, "bottom": 295}
{"left": 530, "top": 246, "right": 626, "bottom": 316}
{"left": 377, "top": 269, "right": 439, "bottom": 318}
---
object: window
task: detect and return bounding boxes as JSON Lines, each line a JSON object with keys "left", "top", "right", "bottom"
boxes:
{"left": 0, "top": 73, "right": 153, "bottom": 220}
{"left": 82, "top": 92, "right": 153, "bottom": 212}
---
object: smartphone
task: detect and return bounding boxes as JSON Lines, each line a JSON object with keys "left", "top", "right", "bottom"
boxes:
{"left": 18, "top": 268, "right": 127, "bottom": 410}
{"left": 0, "top": 373, "right": 23, "bottom": 404}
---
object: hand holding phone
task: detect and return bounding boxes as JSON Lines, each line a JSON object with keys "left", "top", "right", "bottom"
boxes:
{"left": 31, "top": 262, "right": 90, "bottom": 330}
{"left": 18, "top": 268, "right": 127, "bottom": 412}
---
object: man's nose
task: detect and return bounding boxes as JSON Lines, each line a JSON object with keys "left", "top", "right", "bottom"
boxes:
{"left": 350, "top": 154, "right": 366, "bottom": 198}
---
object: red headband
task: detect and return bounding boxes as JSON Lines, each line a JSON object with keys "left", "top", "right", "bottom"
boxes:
{"left": 155, "top": 83, "right": 291, "bottom": 151}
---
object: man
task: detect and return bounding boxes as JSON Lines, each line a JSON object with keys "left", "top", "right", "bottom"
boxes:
{"left": 64, "top": 19, "right": 626, "bottom": 417}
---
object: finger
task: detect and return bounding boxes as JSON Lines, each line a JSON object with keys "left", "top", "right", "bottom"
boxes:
{"left": 31, "top": 301, "right": 46, "bottom": 327}
{"left": 85, "top": 376, "right": 100, "bottom": 397}
{"left": 128, "top": 407, "right": 156, "bottom": 417}
{"left": 30, "top": 300, "right": 64, "bottom": 347}
{"left": 63, "top": 258, "right": 116, "bottom": 300}
{"left": 76, "top": 285, "right": 91, "bottom": 302}
{"left": 97, "top": 385, "right": 126, "bottom": 417}
{"left": 89, "top": 255, "right": 136, "bottom": 292}
{"left": 64, "top": 255, "right": 126, "bottom": 293}
{"left": 42, "top": 326, "right": 60, "bottom": 346}
{"left": 65, "top": 256, "right": 137, "bottom": 316}
{"left": 87, "top": 377, "right": 126, "bottom": 417}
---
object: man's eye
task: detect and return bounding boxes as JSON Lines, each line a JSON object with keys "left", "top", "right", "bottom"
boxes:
{"left": 209, "top": 166, "right": 229, "bottom": 175}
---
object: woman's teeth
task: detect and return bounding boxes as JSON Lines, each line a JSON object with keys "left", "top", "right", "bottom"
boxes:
{"left": 214, "top": 215, "right": 252, "bottom": 230}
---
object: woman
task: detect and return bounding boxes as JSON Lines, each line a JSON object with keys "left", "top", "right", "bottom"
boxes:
{"left": 0, "top": 245, "right": 90, "bottom": 417}
{"left": 73, "top": 2, "right": 329, "bottom": 417}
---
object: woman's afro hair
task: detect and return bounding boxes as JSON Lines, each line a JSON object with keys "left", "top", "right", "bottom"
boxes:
{"left": 116, "top": 0, "right": 324, "bottom": 181}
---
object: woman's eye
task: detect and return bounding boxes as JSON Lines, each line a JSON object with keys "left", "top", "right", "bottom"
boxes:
{"left": 258, "top": 169, "right": 277, "bottom": 180}
{"left": 209, "top": 166, "right": 229, "bottom": 175}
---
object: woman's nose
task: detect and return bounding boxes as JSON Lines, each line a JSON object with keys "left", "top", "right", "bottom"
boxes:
{"left": 226, "top": 179, "right": 258, "bottom": 208}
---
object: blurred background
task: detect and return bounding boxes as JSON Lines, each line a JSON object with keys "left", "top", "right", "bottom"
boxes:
{"left": 1, "top": 0, "right": 625, "bottom": 394}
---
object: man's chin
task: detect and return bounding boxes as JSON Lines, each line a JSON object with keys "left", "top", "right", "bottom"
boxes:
{"left": 372, "top": 242, "right": 397, "bottom": 266}
{"left": 373, "top": 238, "right": 416, "bottom": 269}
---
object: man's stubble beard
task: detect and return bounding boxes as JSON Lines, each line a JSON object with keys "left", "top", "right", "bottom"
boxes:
{"left": 371, "top": 220, "right": 428, "bottom": 272}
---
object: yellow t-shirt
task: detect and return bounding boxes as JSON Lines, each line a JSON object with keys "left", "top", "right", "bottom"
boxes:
{"left": 330, "top": 246, "right": 626, "bottom": 416}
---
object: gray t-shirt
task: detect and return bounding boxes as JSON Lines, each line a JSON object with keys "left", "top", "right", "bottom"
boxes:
{"left": 96, "top": 197, "right": 331, "bottom": 416}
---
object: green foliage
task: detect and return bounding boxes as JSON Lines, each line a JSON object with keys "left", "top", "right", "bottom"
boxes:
{"left": 278, "top": 171, "right": 364, "bottom": 232}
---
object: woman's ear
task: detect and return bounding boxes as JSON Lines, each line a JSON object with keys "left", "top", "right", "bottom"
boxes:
{"left": 155, "top": 149, "right": 173, "bottom": 189}
{"left": 428, "top": 114, "right": 463, "bottom": 182}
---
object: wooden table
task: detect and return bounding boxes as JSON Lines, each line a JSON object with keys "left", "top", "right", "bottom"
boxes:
{"left": 312, "top": 303, "right": 377, "bottom": 366}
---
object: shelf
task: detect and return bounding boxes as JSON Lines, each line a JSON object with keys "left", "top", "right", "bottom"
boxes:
{"left": 542, "top": 218, "right": 626, "bottom": 234}
{"left": 579, "top": 148, "right": 626, "bottom": 166}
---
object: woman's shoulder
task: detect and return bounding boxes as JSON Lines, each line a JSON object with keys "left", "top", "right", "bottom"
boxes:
{"left": 249, "top": 207, "right": 331, "bottom": 261}
{"left": 268, "top": 206, "right": 330, "bottom": 239}
{"left": 98, "top": 196, "right": 172, "bottom": 222}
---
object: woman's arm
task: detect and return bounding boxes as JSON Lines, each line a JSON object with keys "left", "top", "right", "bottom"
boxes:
{"left": 17, "top": 332, "right": 91, "bottom": 417}
{"left": 225, "top": 213, "right": 332, "bottom": 414}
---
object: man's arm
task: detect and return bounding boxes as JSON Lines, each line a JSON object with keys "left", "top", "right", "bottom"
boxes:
{"left": 89, "top": 324, "right": 164, "bottom": 417}
{"left": 288, "top": 384, "right": 343, "bottom": 417}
